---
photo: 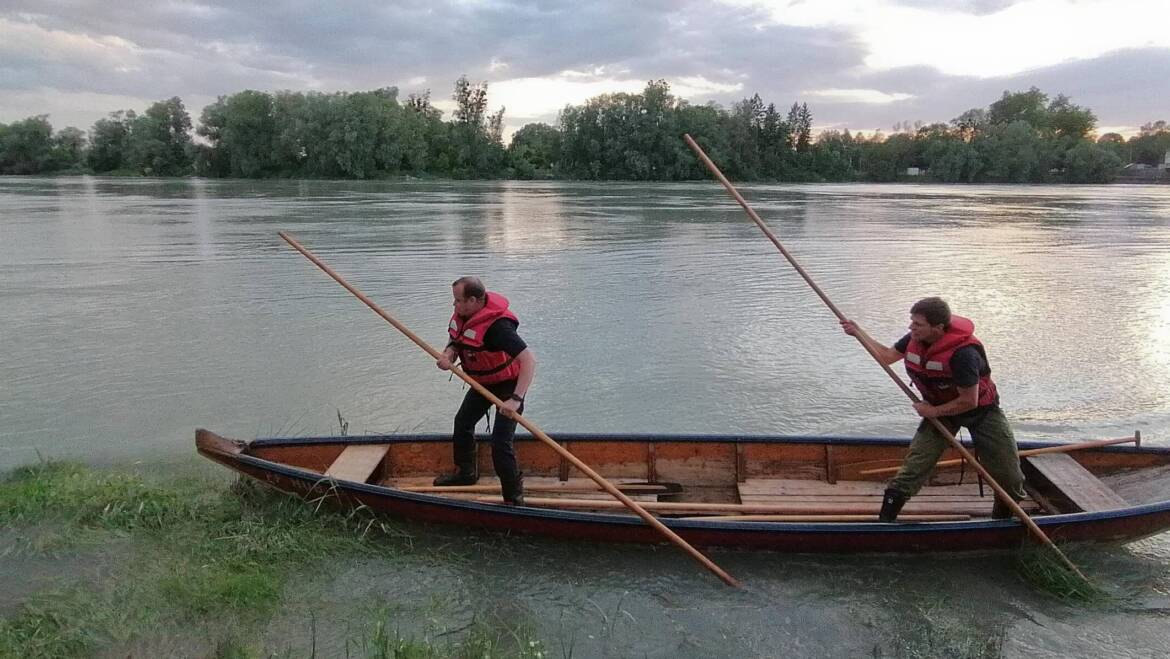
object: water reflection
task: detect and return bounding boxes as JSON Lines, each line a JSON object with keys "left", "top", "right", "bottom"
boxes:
{"left": 0, "top": 178, "right": 1168, "bottom": 464}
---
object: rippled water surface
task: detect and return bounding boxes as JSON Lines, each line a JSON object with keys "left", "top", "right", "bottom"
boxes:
{"left": 3, "top": 177, "right": 1170, "bottom": 656}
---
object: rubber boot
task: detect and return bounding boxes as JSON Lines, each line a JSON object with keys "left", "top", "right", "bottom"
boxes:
{"left": 879, "top": 488, "right": 908, "bottom": 522}
{"left": 991, "top": 497, "right": 1018, "bottom": 520}
{"left": 433, "top": 458, "right": 478, "bottom": 486}
{"left": 500, "top": 471, "right": 525, "bottom": 506}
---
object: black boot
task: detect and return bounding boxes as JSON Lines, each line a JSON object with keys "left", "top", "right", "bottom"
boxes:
{"left": 879, "top": 488, "right": 908, "bottom": 522}
{"left": 991, "top": 498, "right": 1018, "bottom": 520}
{"left": 433, "top": 465, "right": 478, "bottom": 487}
{"left": 500, "top": 471, "right": 525, "bottom": 506}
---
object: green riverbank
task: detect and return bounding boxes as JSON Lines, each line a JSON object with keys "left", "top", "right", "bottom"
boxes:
{"left": 0, "top": 462, "right": 548, "bottom": 658}
{"left": 0, "top": 461, "right": 1150, "bottom": 658}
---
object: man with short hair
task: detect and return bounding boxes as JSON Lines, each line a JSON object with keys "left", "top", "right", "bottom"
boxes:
{"left": 841, "top": 297, "right": 1026, "bottom": 522}
{"left": 434, "top": 276, "right": 536, "bottom": 505}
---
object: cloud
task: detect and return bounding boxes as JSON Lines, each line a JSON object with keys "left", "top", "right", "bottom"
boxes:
{"left": 0, "top": 0, "right": 1164, "bottom": 142}
{"left": 731, "top": 0, "right": 1170, "bottom": 77}
{"left": 802, "top": 88, "right": 914, "bottom": 104}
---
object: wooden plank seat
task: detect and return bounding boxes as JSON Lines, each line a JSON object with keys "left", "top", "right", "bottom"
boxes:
{"left": 383, "top": 476, "right": 664, "bottom": 502}
{"left": 1025, "top": 453, "right": 1128, "bottom": 512}
{"left": 738, "top": 478, "right": 1042, "bottom": 517}
{"left": 324, "top": 444, "right": 389, "bottom": 484}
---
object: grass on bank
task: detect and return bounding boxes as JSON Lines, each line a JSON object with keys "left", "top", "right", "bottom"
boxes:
{"left": 1013, "top": 542, "right": 1114, "bottom": 604}
{"left": 0, "top": 461, "right": 548, "bottom": 658}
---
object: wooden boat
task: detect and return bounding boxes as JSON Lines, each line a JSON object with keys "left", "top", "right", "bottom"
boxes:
{"left": 196, "top": 428, "right": 1170, "bottom": 552}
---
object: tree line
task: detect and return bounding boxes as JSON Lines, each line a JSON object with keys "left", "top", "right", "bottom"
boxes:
{"left": 2, "top": 77, "right": 1168, "bottom": 184}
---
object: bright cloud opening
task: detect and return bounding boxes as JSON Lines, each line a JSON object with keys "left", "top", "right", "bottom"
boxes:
{"left": 727, "top": 0, "right": 1170, "bottom": 78}
{"left": 803, "top": 88, "right": 913, "bottom": 104}
{"left": 487, "top": 73, "right": 743, "bottom": 123}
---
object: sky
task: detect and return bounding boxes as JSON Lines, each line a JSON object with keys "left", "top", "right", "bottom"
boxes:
{"left": 1, "top": 0, "right": 1168, "bottom": 142}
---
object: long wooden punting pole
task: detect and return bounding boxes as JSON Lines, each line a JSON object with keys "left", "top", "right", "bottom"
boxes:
{"left": 682, "top": 134, "right": 1088, "bottom": 581}
{"left": 278, "top": 231, "right": 740, "bottom": 588}
{"left": 858, "top": 435, "right": 1139, "bottom": 476}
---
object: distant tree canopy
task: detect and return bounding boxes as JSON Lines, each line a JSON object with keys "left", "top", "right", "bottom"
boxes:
{"left": 2, "top": 81, "right": 1166, "bottom": 184}
{"left": 195, "top": 78, "right": 504, "bottom": 179}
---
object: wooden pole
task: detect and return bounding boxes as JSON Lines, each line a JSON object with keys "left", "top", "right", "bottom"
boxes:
{"left": 278, "top": 231, "right": 740, "bottom": 588}
{"left": 858, "top": 435, "right": 1138, "bottom": 476}
{"left": 682, "top": 134, "right": 1088, "bottom": 581}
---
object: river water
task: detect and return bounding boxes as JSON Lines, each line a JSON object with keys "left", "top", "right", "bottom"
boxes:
{"left": 3, "top": 177, "right": 1170, "bottom": 656}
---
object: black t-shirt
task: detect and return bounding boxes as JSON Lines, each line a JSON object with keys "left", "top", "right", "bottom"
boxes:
{"left": 482, "top": 318, "right": 527, "bottom": 357}
{"left": 894, "top": 333, "right": 984, "bottom": 387}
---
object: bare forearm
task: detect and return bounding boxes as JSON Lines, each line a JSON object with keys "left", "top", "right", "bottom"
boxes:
{"left": 840, "top": 319, "right": 903, "bottom": 365}
{"left": 513, "top": 350, "right": 536, "bottom": 397}
{"left": 852, "top": 331, "right": 902, "bottom": 365}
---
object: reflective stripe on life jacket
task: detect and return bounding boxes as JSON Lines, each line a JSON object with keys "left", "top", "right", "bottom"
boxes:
{"left": 448, "top": 291, "right": 522, "bottom": 385}
{"left": 904, "top": 315, "right": 999, "bottom": 408}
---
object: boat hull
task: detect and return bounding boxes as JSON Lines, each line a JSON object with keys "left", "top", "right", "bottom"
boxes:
{"left": 197, "top": 429, "right": 1170, "bottom": 553}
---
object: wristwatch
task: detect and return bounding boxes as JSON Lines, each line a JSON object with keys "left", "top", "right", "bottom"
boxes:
{"left": 509, "top": 393, "right": 525, "bottom": 403}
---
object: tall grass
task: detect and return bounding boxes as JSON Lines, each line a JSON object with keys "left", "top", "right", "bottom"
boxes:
{"left": 1014, "top": 543, "right": 1114, "bottom": 604}
{"left": 0, "top": 462, "right": 427, "bottom": 657}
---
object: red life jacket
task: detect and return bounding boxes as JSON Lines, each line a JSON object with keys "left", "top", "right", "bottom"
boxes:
{"left": 903, "top": 315, "right": 999, "bottom": 408}
{"left": 448, "top": 291, "right": 522, "bottom": 385}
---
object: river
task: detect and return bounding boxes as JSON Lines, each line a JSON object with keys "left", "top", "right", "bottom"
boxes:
{"left": 2, "top": 177, "right": 1170, "bottom": 656}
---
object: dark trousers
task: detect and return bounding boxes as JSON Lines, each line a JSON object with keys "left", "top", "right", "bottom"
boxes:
{"left": 451, "top": 380, "right": 524, "bottom": 483}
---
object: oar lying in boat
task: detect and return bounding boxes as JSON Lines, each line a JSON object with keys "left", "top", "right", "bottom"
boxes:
{"left": 277, "top": 231, "right": 740, "bottom": 588}
{"left": 680, "top": 514, "right": 969, "bottom": 522}
{"left": 473, "top": 496, "right": 998, "bottom": 517}
{"left": 401, "top": 482, "right": 681, "bottom": 494}
{"left": 858, "top": 435, "right": 1140, "bottom": 476}
{"left": 683, "top": 134, "right": 1089, "bottom": 582}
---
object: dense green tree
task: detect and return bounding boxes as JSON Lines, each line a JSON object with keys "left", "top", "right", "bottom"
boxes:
{"left": 1127, "top": 121, "right": 1170, "bottom": 165}
{"left": 1063, "top": 140, "right": 1122, "bottom": 182}
{"left": 861, "top": 132, "right": 916, "bottom": 181}
{"left": 675, "top": 101, "right": 733, "bottom": 179}
{"left": 0, "top": 116, "right": 55, "bottom": 174}
{"left": 1046, "top": 94, "right": 1096, "bottom": 139}
{"left": 198, "top": 91, "right": 276, "bottom": 177}
{"left": 51, "top": 127, "right": 86, "bottom": 171}
{"left": 1, "top": 80, "right": 1139, "bottom": 184}
{"left": 126, "top": 97, "right": 193, "bottom": 175}
{"left": 811, "top": 130, "right": 857, "bottom": 180}
{"left": 951, "top": 108, "right": 987, "bottom": 142}
{"left": 975, "top": 120, "right": 1047, "bottom": 182}
{"left": 88, "top": 110, "right": 135, "bottom": 172}
{"left": 447, "top": 76, "right": 506, "bottom": 176}
{"left": 787, "top": 102, "right": 812, "bottom": 152}
{"left": 988, "top": 87, "right": 1049, "bottom": 129}
{"left": 508, "top": 123, "right": 561, "bottom": 178}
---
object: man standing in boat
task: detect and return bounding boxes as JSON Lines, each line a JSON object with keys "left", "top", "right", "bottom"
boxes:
{"left": 434, "top": 276, "right": 536, "bottom": 505}
{"left": 840, "top": 297, "right": 1026, "bottom": 522}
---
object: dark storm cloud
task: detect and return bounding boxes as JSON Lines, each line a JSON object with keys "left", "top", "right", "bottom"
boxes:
{"left": 1, "top": 1, "right": 860, "bottom": 93}
{"left": 0, "top": 0, "right": 1164, "bottom": 135}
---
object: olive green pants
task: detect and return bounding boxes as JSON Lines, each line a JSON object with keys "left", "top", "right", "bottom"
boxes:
{"left": 889, "top": 406, "right": 1027, "bottom": 500}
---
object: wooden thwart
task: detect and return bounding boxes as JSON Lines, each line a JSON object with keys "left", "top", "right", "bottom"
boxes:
{"left": 1025, "top": 453, "right": 1128, "bottom": 512}
{"left": 324, "top": 444, "right": 388, "bottom": 484}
